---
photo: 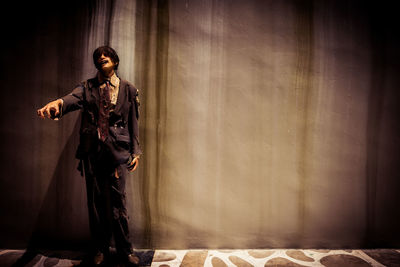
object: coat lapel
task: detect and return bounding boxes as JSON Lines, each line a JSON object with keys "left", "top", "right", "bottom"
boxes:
{"left": 88, "top": 78, "right": 100, "bottom": 108}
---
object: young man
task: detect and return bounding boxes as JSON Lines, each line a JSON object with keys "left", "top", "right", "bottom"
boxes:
{"left": 37, "top": 46, "right": 142, "bottom": 266}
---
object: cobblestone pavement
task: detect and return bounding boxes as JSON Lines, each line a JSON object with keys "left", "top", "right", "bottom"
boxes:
{"left": 1, "top": 248, "right": 400, "bottom": 266}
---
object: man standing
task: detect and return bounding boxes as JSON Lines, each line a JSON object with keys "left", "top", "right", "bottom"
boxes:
{"left": 37, "top": 46, "right": 142, "bottom": 266}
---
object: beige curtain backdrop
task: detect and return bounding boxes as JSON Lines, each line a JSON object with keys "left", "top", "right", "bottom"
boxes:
{"left": 0, "top": 0, "right": 399, "bottom": 249}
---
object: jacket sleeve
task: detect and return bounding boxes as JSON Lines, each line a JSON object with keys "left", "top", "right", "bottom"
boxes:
{"left": 60, "top": 83, "right": 86, "bottom": 117}
{"left": 128, "top": 85, "right": 142, "bottom": 157}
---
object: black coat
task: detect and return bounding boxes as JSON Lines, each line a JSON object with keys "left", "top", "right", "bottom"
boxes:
{"left": 61, "top": 76, "right": 142, "bottom": 165}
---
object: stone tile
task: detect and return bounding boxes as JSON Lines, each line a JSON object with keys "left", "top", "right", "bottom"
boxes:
{"left": 43, "top": 257, "right": 60, "bottom": 267}
{"left": 248, "top": 250, "right": 275, "bottom": 259}
{"left": 362, "top": 249, "right": 400, "bottom": 267}
{"left": 320, "top": 254, "right": 371, "bottom": 267}
{"left": 153, "top": 251, "right": 177, "bottom": 262}
{"left": 0, "top": 250, "right": 42, "bottom": 267}
{"left": 229, "top": 255, "right": 254, "bottom": 267}
{"left": 218, "top": 250, "right": 235, "bottom": 253}
{"left": 265, "top": 257, "right": 307, "bottom": 266}
{"left": 212, "top": 256, "right": 228, "bottom": 267}
{"left": 135, "top": 250, "right": 155, "bottom": 266}
{"left": 180, "top": 250, "right": 208, "bottom": 266}
{"left": 286, "top": 250, "right": 314, "bottom": 262}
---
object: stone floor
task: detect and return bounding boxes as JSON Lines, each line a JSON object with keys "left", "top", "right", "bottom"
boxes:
{"left": 1, "top": 248, "right": 400, "bottom": 266}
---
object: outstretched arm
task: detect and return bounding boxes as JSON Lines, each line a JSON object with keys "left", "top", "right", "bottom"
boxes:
{"left": 37, "top": 99, "right": 63, "bottom": 120}
{"left": 37, "top": 82, "right": 86, "bottom": 120}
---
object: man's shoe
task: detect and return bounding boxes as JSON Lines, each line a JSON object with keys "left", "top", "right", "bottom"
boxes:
{"left": 126, "top": 253, "right": 140, "bottom": 266}
{"left": 93, "top": 251, "right": 104, "bottom": 266}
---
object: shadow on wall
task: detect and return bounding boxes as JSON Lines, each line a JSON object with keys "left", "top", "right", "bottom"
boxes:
{"left": 12, "top": 117, "right": 89, "bottom": 266}
{"left": 365, "top": 1, "right": 400, "bottom": 248}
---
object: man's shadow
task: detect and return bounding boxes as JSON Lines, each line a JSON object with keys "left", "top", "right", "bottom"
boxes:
{"left": 12, "top": 114, "right": 88, "bottom": 266}
{"left": 11, "top": 115, "right": 153, "bottom": 266}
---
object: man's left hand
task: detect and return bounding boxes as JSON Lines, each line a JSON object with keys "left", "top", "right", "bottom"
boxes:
{"left": 128, "top": 157, "right": 139, "bottom": 172}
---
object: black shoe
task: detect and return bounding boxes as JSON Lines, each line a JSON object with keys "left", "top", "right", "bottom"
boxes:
{"left": 126, "top": 253, "right": 140, "bottom": 266}
{"left": 93, "top": 251, "right": 105, "bottom": 266}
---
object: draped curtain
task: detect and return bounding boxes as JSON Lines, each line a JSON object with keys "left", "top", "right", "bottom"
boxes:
{"left": 0, "top": 0, "right": 399, "bottom": 249}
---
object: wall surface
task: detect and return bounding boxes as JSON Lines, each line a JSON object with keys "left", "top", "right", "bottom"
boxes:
{"left": 0, "top": 0, "right": 399, "bottom": 249}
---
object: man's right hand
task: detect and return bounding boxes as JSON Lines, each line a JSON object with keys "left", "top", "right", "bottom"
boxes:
{"left": 37, "top": 99, "right": 63, "bottom": 120}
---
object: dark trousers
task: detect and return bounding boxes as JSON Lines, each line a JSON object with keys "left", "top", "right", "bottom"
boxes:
{"left": 82, "top": 145, "right": 132, "bottom": 257}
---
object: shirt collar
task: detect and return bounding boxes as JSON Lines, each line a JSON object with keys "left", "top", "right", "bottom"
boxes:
{"left": 97, "top": 72, "right": 119, "bottom": 87}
